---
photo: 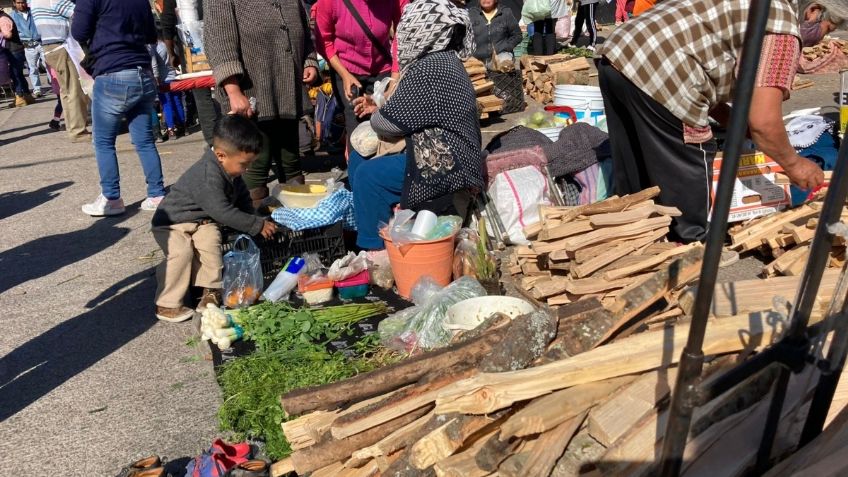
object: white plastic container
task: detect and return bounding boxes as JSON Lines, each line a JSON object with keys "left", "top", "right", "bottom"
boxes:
{"left": 536, "top": 126, "right": 564, "bottom": 141}
{"left": 553, "top": 84, "right": 605, "bottom": 125}
{"left": 444, "top": 296, "right": 535, "bottom": 332}
{"left": 410, "top": 210, "right": 438, "bottom": 240}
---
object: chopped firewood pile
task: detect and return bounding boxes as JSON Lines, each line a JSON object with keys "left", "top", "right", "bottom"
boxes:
{"left": 727, "top": 185, "right": 845, "bottom": 278}
{"left": 463, "top": 58, "right": 504, "bottom": 120}
{"left": 801, "top": 37, "right": 848, "bottom": 60}
{"left": 506, "top": 187, "right": 701, "bottom": 315}
{"left": 520, "top": 54, "right": 593, "bottom": 104}
{"left": 268, "top": 273, "right": 847, "bottom": 477}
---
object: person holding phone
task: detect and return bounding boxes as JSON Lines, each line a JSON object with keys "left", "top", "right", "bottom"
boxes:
{"left": 314, "top": 0, "right": 406, "bottom": 141}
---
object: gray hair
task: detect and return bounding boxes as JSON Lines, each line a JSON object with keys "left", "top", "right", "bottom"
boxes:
{"left": 821, "top": 6, "right": 847, "bottom": 26}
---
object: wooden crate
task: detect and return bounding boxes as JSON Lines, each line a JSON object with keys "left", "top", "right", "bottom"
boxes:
{"left": 183, "top": 46, "right": 210, "bottom": 73}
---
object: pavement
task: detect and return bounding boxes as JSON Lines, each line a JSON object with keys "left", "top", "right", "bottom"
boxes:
{"left": 0, "top": 63, "right": 842, "bottom": 476}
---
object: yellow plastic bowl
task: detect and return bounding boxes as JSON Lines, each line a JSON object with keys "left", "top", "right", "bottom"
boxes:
{"left": 276, "top": 184, "right": 329, "bottom": 209}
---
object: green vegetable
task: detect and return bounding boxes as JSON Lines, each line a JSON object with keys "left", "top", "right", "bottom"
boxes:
{"left": 558, "top": 46, "right": 595, "bottom": 58}
{"left": 217, "top": 347, "right": 391, "bottom": 459}
{"left": 530, "top": 111, "right": 547, "bottom": 126}
{"left": 234, "top": 301, "right": 389, "bottom": 353}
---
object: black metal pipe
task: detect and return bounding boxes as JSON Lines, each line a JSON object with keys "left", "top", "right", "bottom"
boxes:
{"left": 754, "top": 126, "right": 848, "bottom": 471}
{"left": 658, "top": 1, "right": 772, "bottom": 474}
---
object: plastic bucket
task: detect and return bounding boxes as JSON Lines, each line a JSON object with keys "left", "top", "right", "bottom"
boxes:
{"left": 553, "top": 85, "right": 605, "bottom": 124}
{"left": 381, "top": 230, "right": 457, "bottom": 299}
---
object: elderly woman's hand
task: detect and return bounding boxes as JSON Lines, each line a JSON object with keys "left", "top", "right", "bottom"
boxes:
{"left": 303, "top": 66, "right": 319, "bottom": 85}
{"left": 352, "top": 95, "right": 378, "bottom": 118}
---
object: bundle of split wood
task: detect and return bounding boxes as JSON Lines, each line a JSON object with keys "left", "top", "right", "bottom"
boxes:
{"left": 269, "top": 268, "right": 846, "bottom": 477}
{"left": 801, "top": 38, "right": 848, "bottom": 60}
{"left": 726, "top": 184, "right": 846, "bottom": 278}
{"left": 519, "top": 54, "right": 593, "bottom": 104}
{"left": 507, "top": 186, "right": 702, "bottom": 315}
{"left": 463, "top": 58, "right": 504, "bottom": 119}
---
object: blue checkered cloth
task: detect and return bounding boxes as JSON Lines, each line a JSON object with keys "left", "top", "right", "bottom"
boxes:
{"left": 271, "top": 188, "right": 357, "bottom": 231}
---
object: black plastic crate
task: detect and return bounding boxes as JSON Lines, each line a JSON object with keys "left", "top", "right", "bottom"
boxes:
{"left": 490, "top": 70, "right": 526, "bottom": 114}
{"left": 221, "top": 221, "right": 346, "bottom": 282}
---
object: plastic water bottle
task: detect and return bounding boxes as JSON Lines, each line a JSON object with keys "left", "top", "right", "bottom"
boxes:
{"left": 261, "top": 257, "right": 306, "bottom": 302}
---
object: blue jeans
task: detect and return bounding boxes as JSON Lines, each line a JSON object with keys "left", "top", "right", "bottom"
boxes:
{"left": 92, "top": 67, "right": 165, "bottom": 200}
{"left": 4, "top": 49, "right": 31, "bottom": 95}
{"left": 348, "top": 149, "right": 406, "bottom": 249}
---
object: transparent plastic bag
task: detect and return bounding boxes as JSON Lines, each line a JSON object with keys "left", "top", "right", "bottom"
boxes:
{"left": 368, "top": 252, "right": 395, "bottom": 289}
{"left": 372, "top": 77, "right": 395, "bottom": 108}
{"left": 377, "top": 276, "right": 487, "bottom": 352}
{"left": 223, "top": 235, "right": 264, "bottom": 309}
{"left": 382, "top": 210, "right": 462, "bottom": 246}
{"left": 328, "top": 251, "right": 369, "bottom": 281}
{"left": 453, "top": 229, "right": 481, "bottom": 280}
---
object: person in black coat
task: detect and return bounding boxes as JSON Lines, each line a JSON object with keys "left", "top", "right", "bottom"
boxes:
{"left": 468, "top": 0, "right": 522, "bottom": 66}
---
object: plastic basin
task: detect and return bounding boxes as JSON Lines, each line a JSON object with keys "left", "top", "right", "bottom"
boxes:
{"left": 276, "top": 184, "right": 329, "bottom": 209}
{"left": 445, "top": 296, "right": 534, "bottom": 331}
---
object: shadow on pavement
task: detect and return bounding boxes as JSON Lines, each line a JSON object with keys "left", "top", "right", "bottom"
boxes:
{"left": 0, "top": 268, "right": 158, "bottom": 422}
{"left": 0, "top": 204, "right": 141, "bottom": 295}
{"left": 0, "top": 181, "right": 73, "bottom": 221}
{"left": 0, "top": 126, "right": 59, "bottom": 147}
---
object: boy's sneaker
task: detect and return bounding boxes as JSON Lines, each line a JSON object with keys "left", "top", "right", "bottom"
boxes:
{"left": 141, "top": 196, "right": 165, "bottom": 211}
{"left": 197, "top": 288, "right": 222, "bottom": 312}
{"left": 82, "top": 194, "right": 126, "bottom": 216}
{"left": 48, "top": 119, "right": 62, "bottom": 130}
{"left": 155, "top": 306, "right": 194, "bottom": 323}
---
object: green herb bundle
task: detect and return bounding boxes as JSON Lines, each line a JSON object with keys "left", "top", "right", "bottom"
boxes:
{"left": 234, "top": 301, "right": 389, "bottom": 352}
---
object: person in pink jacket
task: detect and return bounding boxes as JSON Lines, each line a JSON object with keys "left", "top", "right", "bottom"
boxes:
{"left": 313, "top": 0, "right": 405, "bottom": 141}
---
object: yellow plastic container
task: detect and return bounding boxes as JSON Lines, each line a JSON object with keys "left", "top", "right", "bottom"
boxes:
{"left": 276, "top": 184, "right": 328, "bottom": 209}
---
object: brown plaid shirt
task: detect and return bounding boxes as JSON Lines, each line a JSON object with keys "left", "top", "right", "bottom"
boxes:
{"left": 597, "top": 0, "right": 800, "bottom": 128}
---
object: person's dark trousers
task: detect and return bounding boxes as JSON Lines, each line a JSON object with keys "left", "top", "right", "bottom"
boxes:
{"left": 5, "top": 49, "right": 31, "bottom": 95}
{"left": 191, "top": 87, "right": 219, "bottom": 147}
{"left": 331, "top": 71, "right": 390, "bottom": 141}
{"left": 532, "top": 18, "right": 555, "bottom": 55}
{"left": 242, "top": 118, "right": 301, "bottom": 190}
{"left": 596, "top": 58, "right": 717, "bottom": 243}
{"left": 572, "top": 3, "right": 598, "bottom": 47}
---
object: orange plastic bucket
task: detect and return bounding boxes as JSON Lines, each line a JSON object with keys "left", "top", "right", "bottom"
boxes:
{"left": 381, "top": 230, "right": 457, "bottom": 299}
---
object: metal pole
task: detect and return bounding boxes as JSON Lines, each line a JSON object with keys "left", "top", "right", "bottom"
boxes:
{"left": 754, "top": 136, "right": 848, "bottom": 472}
{"left": 658, "top": 0, "right": 772, "bottom": 474}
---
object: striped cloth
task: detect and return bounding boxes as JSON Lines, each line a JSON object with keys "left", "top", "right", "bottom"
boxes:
{"left": 29, "top": 0, "right": 75, "bottom": 45}
{"left": 203, "top": 0, "right": 319, "bottom": 121}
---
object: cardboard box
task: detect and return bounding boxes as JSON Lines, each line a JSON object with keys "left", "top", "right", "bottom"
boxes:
{"left": 710, "top": 152, "right": 791, "bottom": 223}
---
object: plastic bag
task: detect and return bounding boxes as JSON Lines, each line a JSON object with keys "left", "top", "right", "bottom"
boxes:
{"left": 522, "top": 0, "right": 552, "bottom": 23}
{"left": 369, "top": 252, "right": 395, "bottom": 289}
{"left": 453, "top": 229, "right": 481, "bottom": 280}
{"left": 223, "top": 235, "right": 264, "bottom": 309}
{"left": 377, "top": 276, "right": 487, "bottom": 352}
{"left": 262, "top": 257, "right": 306, "bottom": 302}
{"left": 488, "top": 166, "right": 550, "bottom": 245}
{"left": 350, "top": 121, "right": 380, "bottom": 157}
{"left": 371, "top": 77, "right": 395, "bottom": 108}
{"left": 328, "top": 251, "right": 369, "bottom": 281}
{"left": 383, "top": 210, "right": 462, "bottom": 246}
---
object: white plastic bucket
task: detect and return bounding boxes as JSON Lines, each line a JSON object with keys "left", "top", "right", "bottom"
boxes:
{"left": 536, "top": 126, "right": 564, "bottom": 141}
{"left": 553, "top": 85, "right": 605, "bottom": 125}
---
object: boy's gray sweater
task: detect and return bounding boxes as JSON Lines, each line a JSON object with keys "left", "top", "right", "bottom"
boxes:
{"left": 152, "top": 149, "right": 264, "bottom": 236}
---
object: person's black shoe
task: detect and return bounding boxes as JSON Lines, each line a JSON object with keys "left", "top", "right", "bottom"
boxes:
{"left": 48, "top": 119, "right": 61, "bottom": 130}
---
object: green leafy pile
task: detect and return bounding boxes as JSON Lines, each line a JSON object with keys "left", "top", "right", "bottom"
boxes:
{"left": 234, "top": 301, "right": 389, "bottom": 352}
{"left": 217, "top": 348, "right": 383, "bottom": 459}
{"left": 216, "top": 300, "right": 395, "bottom": 459}
{"left": 558, "top": 45, "right": 596, "bottom": 58}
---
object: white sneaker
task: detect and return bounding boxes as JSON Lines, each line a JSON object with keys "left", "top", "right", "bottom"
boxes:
{"left": 141, "top": 196, "right": 165, "bottom": 211}
{"left": 81, "top": 194, "right": 126, "bottom": 216}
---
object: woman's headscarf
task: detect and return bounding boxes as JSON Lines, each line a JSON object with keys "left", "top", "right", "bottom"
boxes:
{"left": 395, "top": 0, "right": 476, "bottom": 71}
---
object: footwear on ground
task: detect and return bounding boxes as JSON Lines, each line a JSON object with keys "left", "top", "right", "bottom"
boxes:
{"left": 116, "top": 456, "right": 164, "bottom": 477}
{"left": 197, "top": 288, "right": 222, "bottom": 312}
{"left": 82, "top": 194, "right": 126, "bottom": 216}
{"left": 141, "top": 196, "right": 165, "bottom": 211}
{"left": 155, "top": 305, "right": 194, "bottom": 323}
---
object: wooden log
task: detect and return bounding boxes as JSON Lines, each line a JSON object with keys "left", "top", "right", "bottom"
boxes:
{"left": 570, "top": 228, "right": 667, "bottom": 278}
{"left": 522, "top": 221, "right": 542, "bottom": 239}
{"left": 587, "top": 367, "right": 678, "bottom": 447}
{"left": 775, "top": 245, "right": 810, "bottom": 276}
{"left": 432, "top": 428, "right": 499, "bottom": 477}
{"left": 537, "top": 219, "right": 594, "bottom": 241}
{"left": 572, "top": 239, "right": 622, "bottom": 263}
{"left": 473, "top": 81, "right": 494, "bottom": 94}
{"left": 603, "top": 242, "right": 702, "bottom": 280}
{"left": 564, "top": 274, "right": 645, "bottom": 295}
{"left": 560, "top": 186, "right": 661, "bottom": 222}
{"left": 498, "top": 375, "right": 636, "bottom": 439}
{"left": 331, "top": 368, "right": 476, "bottom": 439}
{"left": 531, "top": 276, "right": 570, "bottom": 299}
{"left": 270, "top": 458, "right": 294, "bottom": 477}
{"left": 408, "top": 410, "right": 508, "bottom": 470}
{"left": 555, "top": 298, "right": 616, "bottom": 356}
{"left": 312, "top": 462, "right": 345, "bottom": 477}
{"left": 518, "top": 411, "right": 587, "bottom": 477}
{"left": 765, "top": 405, "right": 848, "bottom": 476}
{"left": 731, "top": 205, "right": 818, "bottom": 252}
{"left": 474, "top": 432, "right": 520, "bottom": 472}
{"left": 588, "top": 203, "right": 680, "bottom": 227}
{"left": 281, "top": 410, "right": 338, "bottom": 450}
{"left": 291, "top": 406, "right": 432, "bottom": 475}
{"left": 678, "top": 268, "right": 839, "bottom": 318}
{"left": 347, "top": 411, "right": 434, "bottom": 465}
{"left": 434, "top": 307, "right": 801, "bottom": 415}
{"left": 547, "top": 57, "right": 592, "bottom": 73}
{"left": 465, "top": 65, "right": 486, "bottom": 76}
{"left": 562, "top": 215, "right": 672, "bottom": 252}
{"left": 281, "top": 318, "right": 516, "bottom": 415}
{"left": 497, "top": 438, "right": 539, "bottom": 477}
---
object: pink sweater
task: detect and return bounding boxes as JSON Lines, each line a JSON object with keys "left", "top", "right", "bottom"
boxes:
{"left": 314, "top": 0, "right": 405, "bottom": 76}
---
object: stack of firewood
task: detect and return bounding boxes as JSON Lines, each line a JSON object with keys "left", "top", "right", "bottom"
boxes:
{"left": 506, "top": 187, "right": 701, "bottom": 312}
{"left": 463, "top": 58, "right": 504, "bottom": 120}
{"left": 268, "top": 267, "right": 848, "bottom": 477}
{"left": 801, "top": 38, "right": 848, "bottom": 61}
{"left": 726, "top": 181, "right": 846, "bottom": 277}
{"left": 519, "top": 55, "right": 593, "bottom": 104}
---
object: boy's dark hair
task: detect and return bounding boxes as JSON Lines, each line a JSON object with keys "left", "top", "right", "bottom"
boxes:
{"left": 213, "top": 115, "right": 263, "bottom": 154}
